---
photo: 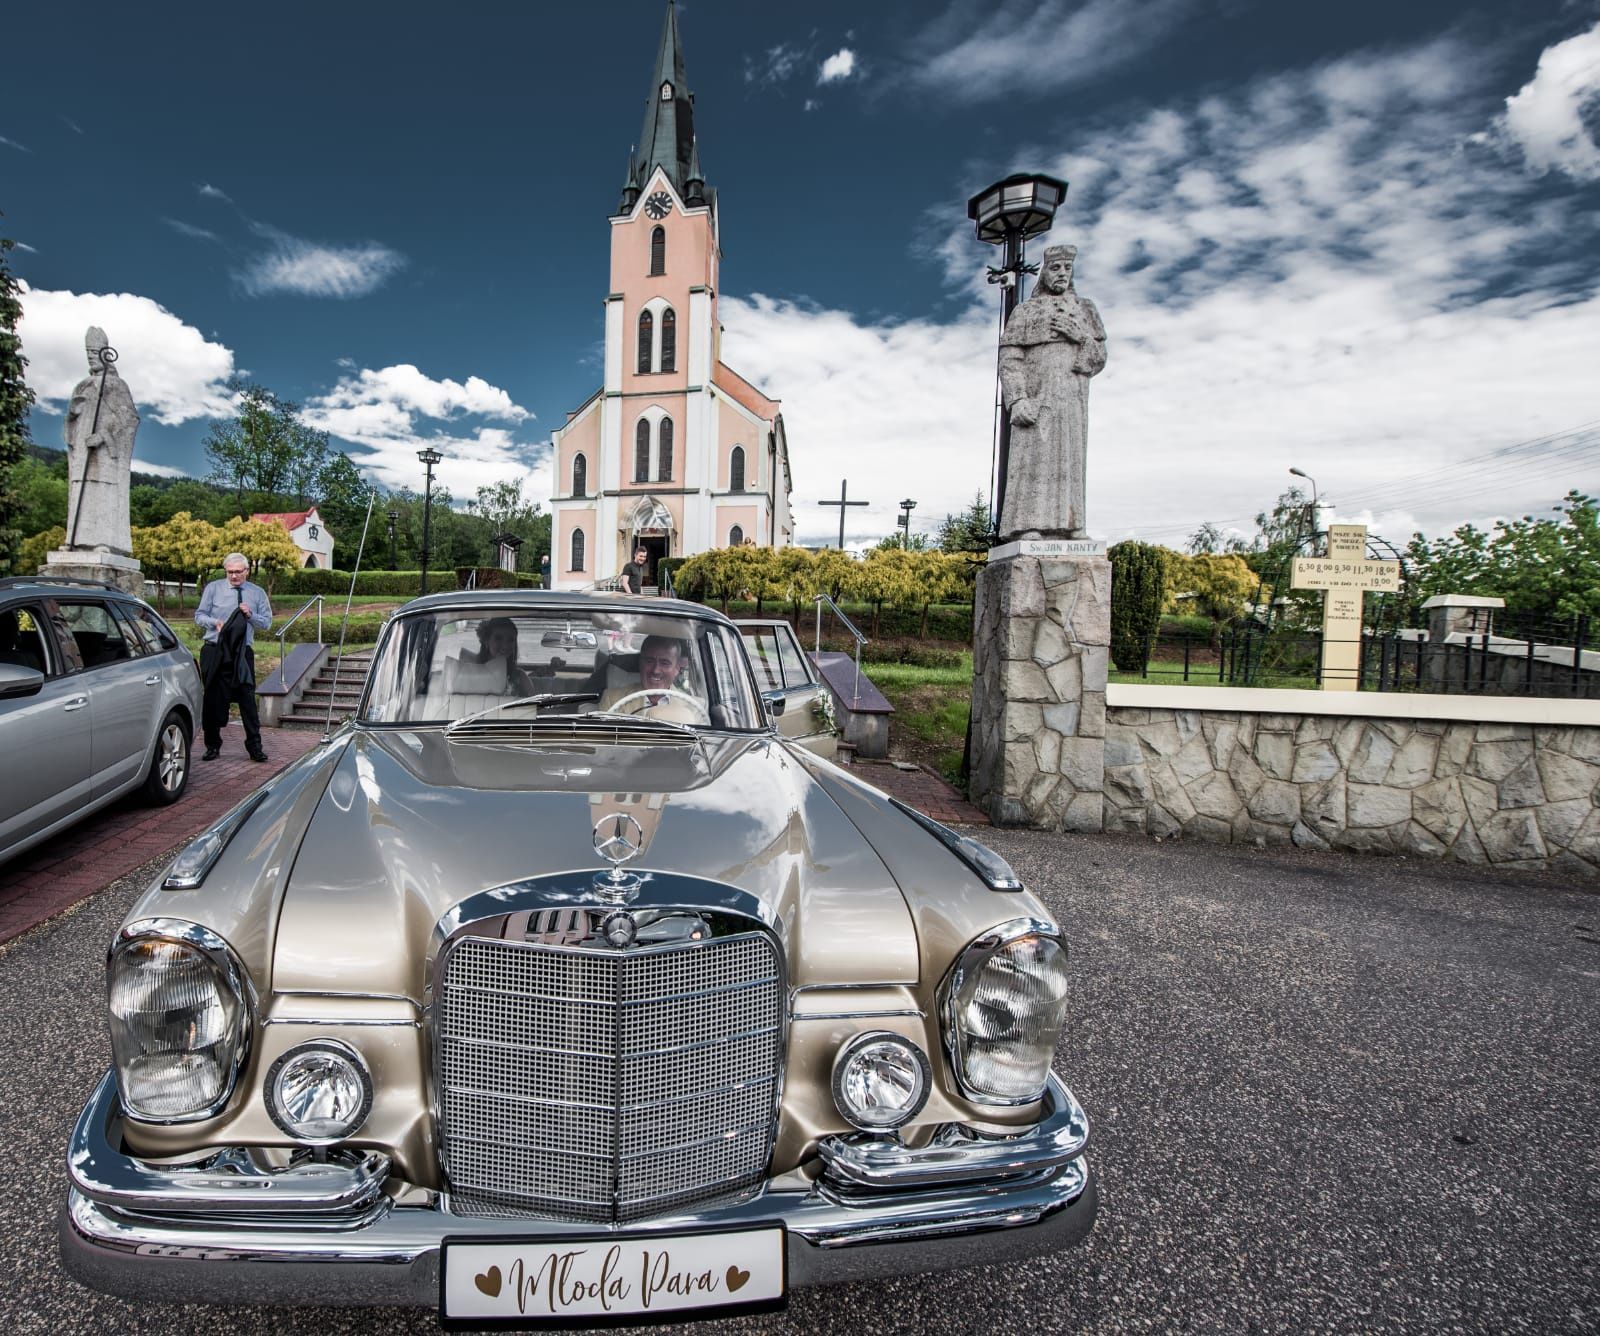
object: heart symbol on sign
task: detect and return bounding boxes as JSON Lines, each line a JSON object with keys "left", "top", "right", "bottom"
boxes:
{"left": 725, "top": 1265, "right": 750, "bottom": 1292}
{"left": 475, "top": 1265, "right": 503, "bottom": 1298}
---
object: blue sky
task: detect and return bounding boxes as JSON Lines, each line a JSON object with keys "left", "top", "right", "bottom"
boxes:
{"left": 4, "top": 0, "right": 1598, "bottom": 549}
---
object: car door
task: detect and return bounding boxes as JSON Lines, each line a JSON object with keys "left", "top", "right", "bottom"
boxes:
{"left": 53, "top": 598, "right": 156, "bottom": 797}
{"left": 737, "top": 621, "right": 837, "bottom": 759}
{"left": 0, "top": 601, "right": 93, "bottom": 856}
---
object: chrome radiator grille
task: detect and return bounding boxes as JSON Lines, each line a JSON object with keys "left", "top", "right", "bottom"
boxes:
{"left": 436, "top": 930, "right": 783, "bottom": 1222}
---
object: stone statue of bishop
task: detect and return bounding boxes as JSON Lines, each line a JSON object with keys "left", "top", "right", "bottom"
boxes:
{"left": 63, "top": 326, "right": 138, "bottom": 557}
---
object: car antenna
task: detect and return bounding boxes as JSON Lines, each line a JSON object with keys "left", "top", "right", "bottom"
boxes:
{"left": 322, "top": 488, "right": 378, "bottom": 743}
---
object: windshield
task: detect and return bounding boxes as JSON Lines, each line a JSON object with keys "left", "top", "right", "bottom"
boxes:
{"left": 361, "top": 606, "right": 765, "bottom": 730}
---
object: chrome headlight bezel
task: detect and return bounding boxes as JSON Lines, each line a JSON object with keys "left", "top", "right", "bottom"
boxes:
{"left": 162, "top": 788, "right": 271, "bottom": 890}
{"left": 264, "top": 1038, "right": 375, "bottom": 1145}
{"left": 106, "top": 918, "right": 256, "bottom": 1124}
{"left": 830, "top": 1030, "right": 933, "bottom": 1132}
{"left": 939, "top": 917, "right": 1069, "bottom": 1107}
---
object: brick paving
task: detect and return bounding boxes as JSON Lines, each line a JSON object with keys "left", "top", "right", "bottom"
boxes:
{"left": 849, "top": 758, "right": 989, "bottom": 825}
{"left": 0, "top": 724, "right": 324, "bottom": 947}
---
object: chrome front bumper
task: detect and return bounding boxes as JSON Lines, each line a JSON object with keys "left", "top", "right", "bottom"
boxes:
{"left": 62, "top": 1070, "right": 1096, "bottom": 1307}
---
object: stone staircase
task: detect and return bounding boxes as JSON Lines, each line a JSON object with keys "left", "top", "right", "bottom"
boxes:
{"left": 278, "top": 650, "right": 373, "bottom": 730}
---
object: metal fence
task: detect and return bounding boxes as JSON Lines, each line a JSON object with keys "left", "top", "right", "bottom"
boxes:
{"left": 1116, "top": 613, "right": 1597, "bottom": 699}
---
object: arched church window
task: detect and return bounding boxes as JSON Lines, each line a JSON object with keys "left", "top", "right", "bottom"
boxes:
{"left": 729, "top": 445, "right": 746, "bottom": 492}
{"left": 650, "top": 226, "right": 665, "bottom": 276}
{"left": 637, "top": 309, "right": 653, "bottom": 374}
{"left": 572, "top": 452, "right": 587, "bottom": 497}
{"left": 658, "top": 418, "right": 673, "bottom": 481}
{"left": 660, "top": 309, "right": 676, "bottom": 373}
{"left": 635, "top": 420, "right": 650, "bottom": 482}
{"left": 570, "top": 528, "right": 586, "bottom": 571}
{"left": 729, "top": 524, "right": 744, "bottom": 547}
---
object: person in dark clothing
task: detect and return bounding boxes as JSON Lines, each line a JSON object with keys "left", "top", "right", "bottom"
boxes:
{"left": 195, "top": 552, "right": 273, "bottom": 761}
{"left": 621, "top": 545, "right": 650, "bottom": 595}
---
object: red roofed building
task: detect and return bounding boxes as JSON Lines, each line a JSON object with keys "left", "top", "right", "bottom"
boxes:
{"left": 250, "top": 506, "right": 335, "bottom": 569}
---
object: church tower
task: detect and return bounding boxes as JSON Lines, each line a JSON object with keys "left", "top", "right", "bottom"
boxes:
{"left": 550, "top": 1, "right": 794, "bottom": 590}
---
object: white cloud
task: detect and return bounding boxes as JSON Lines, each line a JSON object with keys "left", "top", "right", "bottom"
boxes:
{"left": 0, "top": 135, "right": 31, "bottom": 153}
{"left": 745, "top": 42, "right": 806, "bottom": 85}
{"left": 1485, "top": 19, "right": 1600, "bottom": 182}
{"left": 163, "top": 218, "right": 221, "bottom": 243}
{"left": 197, "top": 183, "right": 231, "bottom": 202}
{"left": 236, "top": 226, "right": 405, "bottom": 299}
{"left": 903, "top": 0, "right": 1196, "bottom": 102}
{"left": 131, "top": 458, "right": 190, "bottom": 479}
{"left": 722, "top": 36, "right": 1600, "bottom": 551}
{"left": 302, "top": 364, "right": 543, "bottom": 498}
{"left": 12, "top": 241, "right": 37, "bottom": 254}
{"left": 817, "top": 49, "right": 856, "bottom": 84}
{"left": 804, "top": 99, "right": 821, "bottom": 113}
{"left": 16, "top": 282, "right": 237, "bottom": 426}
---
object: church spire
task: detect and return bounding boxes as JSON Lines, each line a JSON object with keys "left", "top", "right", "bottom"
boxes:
{"left": 621, "top": 1, "right": 703, "bottom": 210}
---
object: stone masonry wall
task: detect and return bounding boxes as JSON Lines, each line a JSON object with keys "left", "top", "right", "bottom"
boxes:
{"left": 1103, "top": 708, "right": 1600, "bottom": 877}
{"left": 970, "top": 555, "right": 1110, "bottom": 832}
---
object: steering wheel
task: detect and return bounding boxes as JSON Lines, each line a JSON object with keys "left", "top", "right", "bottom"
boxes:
{"left": 607, "top": 688, "right": 709, "bottom": 724}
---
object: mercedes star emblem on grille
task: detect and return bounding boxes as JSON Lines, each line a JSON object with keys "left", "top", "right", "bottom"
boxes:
{"left": 593, "top": 814, "right": 644, "bottom": 866}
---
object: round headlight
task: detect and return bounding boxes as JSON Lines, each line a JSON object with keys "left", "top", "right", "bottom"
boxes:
{"left": 942, "top": 920, "right": 1070, "bottom": 1104}
{"left": 265, "top": 1040, "right": 374, "bottom": 1143}
{"left": 831, "top": 1031, "right": 931, "bottom": 1131}
{"left": 108, "top": 924, "right": 250, "bottom": 1122}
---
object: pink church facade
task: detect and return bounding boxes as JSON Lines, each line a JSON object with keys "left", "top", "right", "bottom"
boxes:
{"left": 549, "top": 4, "right": 793, "bottom": 590}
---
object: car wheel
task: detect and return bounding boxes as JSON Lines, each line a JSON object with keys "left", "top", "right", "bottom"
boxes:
{"left": 142, "top": 712, "right": 191, "bottom": 806}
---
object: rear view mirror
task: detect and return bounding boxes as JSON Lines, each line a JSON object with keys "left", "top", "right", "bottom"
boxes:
{"left": 0, "top": 663, "right": 45, "bottom": 699}
{"left": 761, "top": 689, "right": 787, "bottom": 719}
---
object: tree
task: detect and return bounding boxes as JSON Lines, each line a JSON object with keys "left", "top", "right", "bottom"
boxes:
{"left": 133, "top": 512, "right": 224, "bottom": 597}
{"left": 875, "top": 530, "right": 929, "bottom": 551}
{"left": 1164, "top": 551, "right": 1257, "bottom": 639}
{"left": 203, "top": 381, "right": 327, "bottom": 501}
{"left": 1402, "top": 491, "right": 1600, "bottom": 622}
{"left": 0, "top": 231, "right": 36, "bottom": 576}
{"left": 471, "top": 476, "right": 551, "bottom": 572}
{"left": 1108, "top": 541, "right": 1168, "bottom": 673}
{"left": 937, "top": 493, "right": 992, "bottom": 553}
{"left": 217, "top": 517, "right": 303, "bottom": 590}
{"left": 17, "top": 526, "right": 62, "bottom": 577}
{"left": 9, "top": 455, "right": 67, "bottom": 536}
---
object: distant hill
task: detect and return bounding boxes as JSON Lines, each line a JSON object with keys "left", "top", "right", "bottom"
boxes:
{"left": 27, "top": 443, "right": 200, "bottom": 491}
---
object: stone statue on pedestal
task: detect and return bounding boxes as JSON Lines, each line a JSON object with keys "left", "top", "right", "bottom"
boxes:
{"left": 63, "top": 327, "right": 138, "bottom": 556}
{"left": 997, "top": 245, "right": 1107, "bottom": 541}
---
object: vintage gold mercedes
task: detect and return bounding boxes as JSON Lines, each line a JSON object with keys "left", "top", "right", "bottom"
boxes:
{"left": 63, "top": 592, "right": 1094, "bottom": 1323}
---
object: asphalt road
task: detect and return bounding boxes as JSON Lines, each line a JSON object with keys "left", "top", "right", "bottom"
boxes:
{"left": 2, "top": 832, "right": 1596, "bottom": 1334}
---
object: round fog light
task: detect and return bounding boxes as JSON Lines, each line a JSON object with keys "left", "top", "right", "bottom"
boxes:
{"left": 265, "top": 1039, "right": 373, "bottom": 1143}
{"left": 831, "top": 1031, "right": 931, "bottom": 1131}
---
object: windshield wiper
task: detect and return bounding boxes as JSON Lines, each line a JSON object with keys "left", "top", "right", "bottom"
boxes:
{"left": 446, "top": 692, "right": 601, "bottom": 731}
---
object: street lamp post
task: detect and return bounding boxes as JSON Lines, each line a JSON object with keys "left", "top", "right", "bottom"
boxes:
{"left": 1289, "top": 466, "right": 1321, "bottom": 549}
{"left": 898, "top": 497, "right": 917, "bottom": 546}
{"left": 386, "top": 508, "right": 399, "bottom": 570}
{"left": 967, "top": 173, "right": 1068, "bottom": 542}
{"left": 417, "top": 448, "right": 443, "bottom": 594}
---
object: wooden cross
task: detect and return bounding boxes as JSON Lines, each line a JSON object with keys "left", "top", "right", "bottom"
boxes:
{"left": 818, "top": 479, "right": 869, "bottom": 549}
{"left": 1290, "top": 523, "right": 1401, "bottom": 692}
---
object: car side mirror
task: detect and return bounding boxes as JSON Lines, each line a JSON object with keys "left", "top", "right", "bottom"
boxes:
{"left": 761, "top": 689, "right": 786, "bottom": 719}
{"left": 0, "top": 663, "right": 45, "bottom": 699}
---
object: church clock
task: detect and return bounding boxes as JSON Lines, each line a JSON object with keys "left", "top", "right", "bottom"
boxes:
{"left": 643, "top": 191, "right": 672, "bottom": 220}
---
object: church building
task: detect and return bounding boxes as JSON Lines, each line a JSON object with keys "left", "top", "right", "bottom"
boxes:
{"left": 549, "top": 2, "right": 794, "bottom": 590}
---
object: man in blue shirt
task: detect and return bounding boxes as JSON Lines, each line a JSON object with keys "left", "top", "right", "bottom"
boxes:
{"left": 195, "top": 551, "right": 273, "bottom": 762}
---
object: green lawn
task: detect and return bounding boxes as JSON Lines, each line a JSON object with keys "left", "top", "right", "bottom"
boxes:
{"left": 863, "top": 655, "right": 973, "bottom": 784}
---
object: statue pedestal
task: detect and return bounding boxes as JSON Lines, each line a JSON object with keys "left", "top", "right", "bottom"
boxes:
{"left": 969, "top": 552, "right": 1109, "bottom": 831}
{"left": 40, "top": 549, "right": 144, "bottom": 597}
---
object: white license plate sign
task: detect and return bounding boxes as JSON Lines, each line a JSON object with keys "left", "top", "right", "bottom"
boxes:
{"left": 442, "top": 1227, "right": 785, "bottom": 1325}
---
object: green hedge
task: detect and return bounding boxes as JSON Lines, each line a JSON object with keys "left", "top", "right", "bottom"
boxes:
{"left": 256, "top": 568, "right": 539, "bottom": 597}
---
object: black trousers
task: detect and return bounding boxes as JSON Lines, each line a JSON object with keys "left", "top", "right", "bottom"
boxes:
{"left": 201, "top": 644, "right": 263, "bottom": 754}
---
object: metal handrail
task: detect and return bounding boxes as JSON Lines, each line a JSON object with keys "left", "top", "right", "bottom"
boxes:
{"left": 813, "top": 592, "right": 869, "bottom": 705}
{"left": 273, "top": 595, "right": 325, "bottom": 689}
{"left": 662, "top": 566, "right": 676, "bottom": 599}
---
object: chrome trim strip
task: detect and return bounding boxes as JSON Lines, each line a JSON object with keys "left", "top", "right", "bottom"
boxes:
{"left": 938, "top": 916, "right": 1067, "bottom": 1108}
{"left": 263, "top": 1018, "right": 422, "bottom": 1028}
{"left": 817, "top": 1074, "right": 1089, "bottom": 1188}
{"left": 108, "top": 919, "right": 258, "bottom": 1125}
{"left": 67, "top": 1072, "right": 390, "bottom": 1215}
{"left": 792, "top": 1009, "right": 925, "bottom": 1021}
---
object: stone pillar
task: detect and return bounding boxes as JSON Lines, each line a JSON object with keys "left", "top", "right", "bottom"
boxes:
{"left": 970, "top": 547, "right": 1109, "bottom": 831}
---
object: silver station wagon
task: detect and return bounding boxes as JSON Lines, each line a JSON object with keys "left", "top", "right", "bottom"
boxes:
{"left": 62, "top": 591, "right": 1094, "bottom": 1324}
{"left": 1, "top": 576, "right": 200, "bottom": 864}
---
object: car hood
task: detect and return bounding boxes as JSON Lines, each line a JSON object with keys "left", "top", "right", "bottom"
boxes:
{"left": 271, "top": 727, "right": 920, "bottom": 997}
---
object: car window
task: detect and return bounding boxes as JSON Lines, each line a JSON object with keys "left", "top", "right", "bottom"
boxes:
{"left": 56, "top": 600, "right": 137, "bottom": 670}
{"left": 112, "top": 602, "right": 160, "bottom": 656}
{"left": 0, "top": 602, "right": 56, "bottom": 676}
{"left": 773, "top": 627, "right": 812, "bottom": 689}
{"left": 740, "top": 629, "right": 783, "bottom": 693}
{"left": 131, "top": 603, "right": 180, "bottom": 652}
